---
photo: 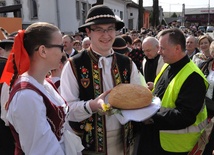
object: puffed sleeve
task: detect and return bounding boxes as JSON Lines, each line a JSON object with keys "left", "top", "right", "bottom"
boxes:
{"left": 7, "top": 89, "right": 65, "bottom": 155}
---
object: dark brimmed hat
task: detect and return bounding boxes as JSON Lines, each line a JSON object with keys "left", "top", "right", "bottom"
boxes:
{"left": 0, "top": 37, "right": 14, "bottom": 49}
{"left": 121, "top": 34, "right": 132, "bottom": 45}
{"left": 78, "top": 5, "right": 124, "bottom": 33}
{"left": 112, "top": 36, "right": 129, "bottom": 54}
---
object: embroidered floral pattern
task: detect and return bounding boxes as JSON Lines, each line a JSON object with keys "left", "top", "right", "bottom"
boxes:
{"left": 123, "top": 68, "right": 129, "bottom": 83}
{"left": 195, "top": 53, "right": 209, "bottom": 60}
{"left": 113, "top": 66, "right": 121, "bottom": 85}
{"left": 93, "top": 63, "right": 102, "bottom": 97}
{"left": 80, "top": 66, "right": 90, "bottom": 88}
{"left": 92, "top": 61, "right": 106, "bottom": 152}
{"left": 80, "top": 66, "right": 89, "bottom": 78}
{"left": 85, "top": 123, "right": 93, "bottom": 132}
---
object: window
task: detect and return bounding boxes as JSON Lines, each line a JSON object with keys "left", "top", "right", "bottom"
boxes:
{"left": 0, "top": 1, "right": 6, "bottom": 17}
{"left": 76, "top": 0, "right": 80, "bottom": 19}
{"left": 88, "top": 4, "right": 91, "bottom": 10}
{"left": 128, "top": 19, "right": 133, "bottom": 29}
{"left": 14, "top": 0, "right": 21, "bottom": 4}
{"left": 76, "top": 0, "right": 91, "bottom": 22}
{"left": 120, "top": 11, "right": 123, "bottom": 20}
{"left": 30, "top": 0, "right": 38, "bottom": 19}
{"left": 0, "top": 1, "right": 5, "bottom": 5}
{"left": 81, "top": 2, "right": 87, "bottom": 24}
{"left": 13, "top": 0, "right": 22, "bottom": 17}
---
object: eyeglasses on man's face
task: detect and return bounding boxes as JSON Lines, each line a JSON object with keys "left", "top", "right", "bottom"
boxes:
{"left": 45, "top": 44, "right": 64, "bottom": 52}
{"left": 89, "top": 27, "right": 116, "bottom": 34}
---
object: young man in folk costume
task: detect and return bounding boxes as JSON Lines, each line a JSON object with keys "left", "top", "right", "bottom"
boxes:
{"left": 60, "top": 5, "right": 145, "bottom": 155}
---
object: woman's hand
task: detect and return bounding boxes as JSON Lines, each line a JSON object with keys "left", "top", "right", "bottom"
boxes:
{"left": 89, "top": 90, "right": 111, "bottom": 112}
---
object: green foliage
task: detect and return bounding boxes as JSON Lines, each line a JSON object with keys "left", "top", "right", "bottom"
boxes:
{"left": 171, "top": 12, "right": 177, "bottom": 17}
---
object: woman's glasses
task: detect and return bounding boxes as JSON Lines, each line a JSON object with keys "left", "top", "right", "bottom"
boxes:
{"left": 45, "top": 44, "right": 64, "bottom": 52}
{"left": 34, "top": 44, "right": 64, "bottom": 52}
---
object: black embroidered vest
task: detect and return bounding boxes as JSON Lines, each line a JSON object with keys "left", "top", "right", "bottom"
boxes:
{"left": 69, "top": 49, "right": 133, "bottom": 155}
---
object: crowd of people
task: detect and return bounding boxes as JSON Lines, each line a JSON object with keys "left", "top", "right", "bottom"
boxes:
{"left": 0, "top": 4, "right": 214, "bottom": 155}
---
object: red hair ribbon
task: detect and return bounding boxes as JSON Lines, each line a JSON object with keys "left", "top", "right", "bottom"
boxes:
{"left": 0, "top": 30, "right": 30, "bottom": 85}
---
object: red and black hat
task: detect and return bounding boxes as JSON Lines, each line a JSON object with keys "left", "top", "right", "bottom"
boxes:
{"left": 78, "top": 5, "right": 124, "bottom": 33}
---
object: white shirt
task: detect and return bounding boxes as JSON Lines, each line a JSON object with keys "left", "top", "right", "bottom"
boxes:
{"left": 60, "top": 52, "right": 146, "bottom": 131}
{"left": 1, "top": 82, "right": 10, "bottom": 126}
{"left": 69, "top": 49, "right": 76, "bottom": 57}
{"left": 49, "top": 76, "right": 61, "bottom": 92}
{"left": 206, "top": 67, "right": 214, "bottom": 99}
{"left": 186, "top": 49, "right": 197, "bottom": 59}
{"left": 192, "top": 52, "right": 210, "bottom": 66}
{"left": 7, "top": 74, "right": 67, "bottom": 155}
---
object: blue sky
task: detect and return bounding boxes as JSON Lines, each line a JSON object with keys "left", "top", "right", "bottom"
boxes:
{"left": 133, "top": 0, "right": 214, "bottom": 12}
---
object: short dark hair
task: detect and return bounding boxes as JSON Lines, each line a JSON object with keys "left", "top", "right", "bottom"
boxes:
{"left": 130, "top": 30, "right": 138, "bottom": 34}
{"left": 63, "top": 34, "right": 74, "bottom": 42}
{"left": 157, "top": 28, "right": 186, "bottom": 52}
{"left": 73, "top": 40, "right": 81, "bottom": 46}
{"left": 121, "top": 34, "right": 132, "bottom": 45}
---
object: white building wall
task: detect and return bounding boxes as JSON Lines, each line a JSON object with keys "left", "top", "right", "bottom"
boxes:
{"left": 2, "top": 0, "right": 138, "bottom": 33}
{"left": 185, "top": 7, "right": 214, "bottom": 15}
{"left": 127, "top": 7, "right": 138, "bottom": 30}
{"left": 58, "top": 0, "right": 127, "bottom": 34}
{"left": 104, "top": 0, "right": 124, "bottom": 20}
{"left": 104, "top": 0, "right": 137, "bottom": 30}
{"left": 58, "top": 0, "right": 79, "bottom": 34}
{"left": 22, "top": 0, "right": 58, "bottom": 26}
{"left": 4, "top": 0, "right": 14, "bottom": 17}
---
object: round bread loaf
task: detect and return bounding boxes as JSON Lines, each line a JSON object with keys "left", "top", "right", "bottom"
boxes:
{"left": 108, "top": 84, "right": 152, "bottom": 109}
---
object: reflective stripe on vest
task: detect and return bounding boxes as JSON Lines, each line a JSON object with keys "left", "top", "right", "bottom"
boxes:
{"left": 160, "top": 107, "right": 207, "bottom": 134}
{"left": 161, "top": 119, "right": 207, "bottom": 134}
{"left": 154, "top": 61, "right": 209, "bottom": 152}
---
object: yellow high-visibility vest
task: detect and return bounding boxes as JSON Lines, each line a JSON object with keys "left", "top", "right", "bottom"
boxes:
{"left": 154, "top": 61, "right": 208, "bottom": 152}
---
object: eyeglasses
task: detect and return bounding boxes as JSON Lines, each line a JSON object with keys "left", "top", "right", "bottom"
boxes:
{"left": 45, "top": 44, "right": 64, "bottom": 52}
{"left": 89, "top": 27, "right": 116, "bottom": 34}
